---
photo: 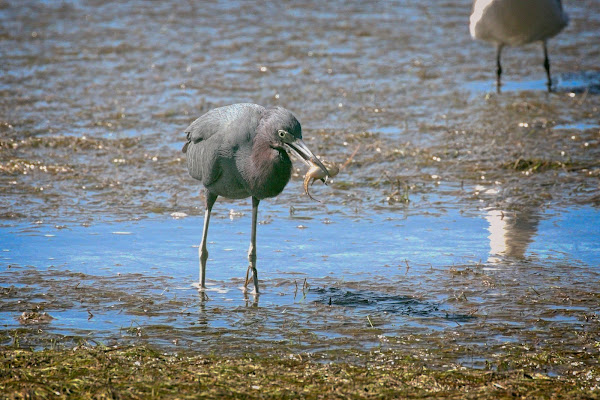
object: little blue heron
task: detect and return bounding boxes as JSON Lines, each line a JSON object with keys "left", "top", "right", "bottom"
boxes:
{"left": 182, "top": 103, "right": 329, "bottom": 294}
{"left": 469, "top": 0, "right": 569, "bottom": 92}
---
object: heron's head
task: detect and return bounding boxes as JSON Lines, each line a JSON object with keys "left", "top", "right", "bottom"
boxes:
{"left": 263, "top": 107, "right": 330, "bottom": 178}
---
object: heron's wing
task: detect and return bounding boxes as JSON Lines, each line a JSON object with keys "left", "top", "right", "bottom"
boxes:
{"left": 183, "top": 103, "right": 264, "bottom": 186}
{"left": 182, "top": 103, "right": 264, "bottom": 152}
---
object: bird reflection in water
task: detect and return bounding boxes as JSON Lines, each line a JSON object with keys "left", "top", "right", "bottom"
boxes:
{"left": 485, "top": 208, "right": 540, "bottom": 263}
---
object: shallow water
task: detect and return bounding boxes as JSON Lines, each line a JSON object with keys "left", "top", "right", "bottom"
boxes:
{"left": 1, "top": 201, "right": 598, "bottom": 357}
{"left": 1, "top": 0, "right": 599, "bottom": 365}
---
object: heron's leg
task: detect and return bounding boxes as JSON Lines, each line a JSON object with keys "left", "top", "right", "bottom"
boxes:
{"left": 199, "top": 192, "right": 217, "bottom": 290}
{"left": 543, "top": 41, "right": 552, "bottom": 92}
{"left": 496, "top": 43, "right": 504, "bottom": 93}
{"left": 244, "top": 196, "right": 260, "bottom": 293}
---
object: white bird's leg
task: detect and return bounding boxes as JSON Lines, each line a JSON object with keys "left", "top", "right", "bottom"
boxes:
{"left": 244, "top": 196, "right": 260, "bottom": 293}
{"left": 199, "top": 192, "right": 217, "bottom": 290}
{"left": 543, "top": 41, "right": 552, "bottom": 92}
{"left": 496, "top": 43, "right": 504, "bottom": 93}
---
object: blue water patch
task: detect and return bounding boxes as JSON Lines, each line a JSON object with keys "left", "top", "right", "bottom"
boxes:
{"left": 553, "top": 123, "right": 600, "bottom": 131}
{"left": 1, "top": 205, "right": 599, "bottom": 286}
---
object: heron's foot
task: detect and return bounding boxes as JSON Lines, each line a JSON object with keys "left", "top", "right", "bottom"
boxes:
{"left": 244, "top": 265, "right": 252, "bottom": 288}
{"left": 243, "top": 290, "right": 259, "bottom": 306}
{"left": 199, "top": 291, "right": 210, "bottom": 302}
{"left": 243, "top": 264, "right": 260, "bottom": 294}
{"left": 241, "top": 284, "right": 260, "bottom": 295}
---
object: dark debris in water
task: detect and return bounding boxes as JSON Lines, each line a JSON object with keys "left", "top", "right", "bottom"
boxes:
{"left": 557, "top": 70, "right": 600, "bottom": 94}
{"left": 17, "top": 311, "right": 54, "bottom": 325}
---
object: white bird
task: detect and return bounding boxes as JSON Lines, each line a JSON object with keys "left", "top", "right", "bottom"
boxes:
{"left": 469, "top": 0, "right": 569, "bottom": 92}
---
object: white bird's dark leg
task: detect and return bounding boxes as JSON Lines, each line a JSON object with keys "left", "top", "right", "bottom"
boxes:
{"left": 543, "top": 41, "right": 552, "bottom": 92}
{"left": 199, "top": 192, "right": 217, "bottom": 290}
{"left": 496, "top": 43, "right": 504, "bottom": 93}
{"left": 244, "top": 196, "right": 260, "bottom": 293}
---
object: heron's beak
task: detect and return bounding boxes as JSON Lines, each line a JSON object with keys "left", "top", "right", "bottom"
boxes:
{"left": 286, "top": 139, "right": 330, "bottom": 177}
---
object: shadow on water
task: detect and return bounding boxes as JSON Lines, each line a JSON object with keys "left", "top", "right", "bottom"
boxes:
{"left": 311, "top": 287, "right": 476, "bottom": 323}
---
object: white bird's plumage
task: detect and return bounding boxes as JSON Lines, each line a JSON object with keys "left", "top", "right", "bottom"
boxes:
{"left": 470, "top": 0, "right": 568, "bottom": 46}
{"left": 469, "top": 0, "right": 569, "bottom": 91}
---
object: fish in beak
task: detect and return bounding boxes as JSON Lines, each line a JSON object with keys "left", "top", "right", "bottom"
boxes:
{"left": 286, "top": 138, "right": 330, "bottom": 178}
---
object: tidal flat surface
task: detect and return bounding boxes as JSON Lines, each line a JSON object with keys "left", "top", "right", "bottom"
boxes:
{"left": 1, "top": 0, "right": 599, "bottom": 374}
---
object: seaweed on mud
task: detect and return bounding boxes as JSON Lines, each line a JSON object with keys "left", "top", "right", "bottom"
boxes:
{"left": 1, "top": 344, "right": 599, "bottom": 399}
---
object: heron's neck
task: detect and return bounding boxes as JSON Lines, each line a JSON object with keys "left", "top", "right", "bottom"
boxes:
{"left": 249, "top": 138, "right": 292, "bottom": 198}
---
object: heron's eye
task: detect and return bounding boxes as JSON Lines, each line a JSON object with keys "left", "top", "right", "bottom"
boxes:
{"left": 278, "top": 130, "right": 286, "bottom": 138}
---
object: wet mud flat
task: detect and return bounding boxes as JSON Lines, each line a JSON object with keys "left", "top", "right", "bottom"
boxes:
{"left": 1, "top": 0, "right": 600, "bottom": 398}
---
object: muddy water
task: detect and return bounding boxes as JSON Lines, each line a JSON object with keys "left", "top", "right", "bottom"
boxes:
{"left": 1, "top": 0, "right": 599, "bottom": 366}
